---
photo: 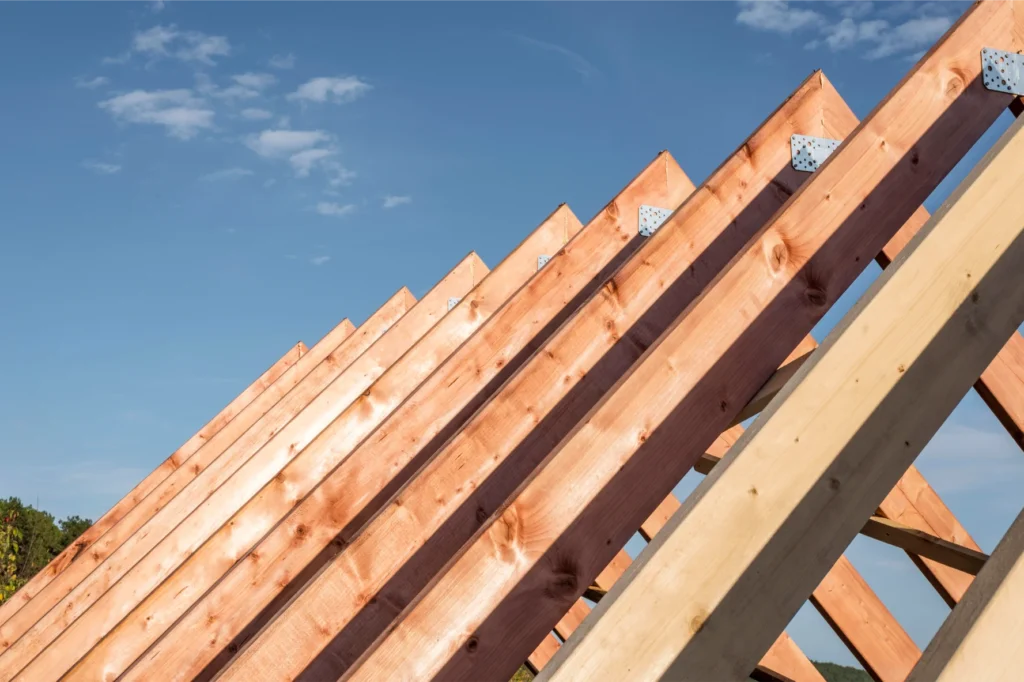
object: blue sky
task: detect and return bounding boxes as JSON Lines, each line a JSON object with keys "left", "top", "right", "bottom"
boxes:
{"left": 1, "top": 0, "right": 1021, "bottom": 669}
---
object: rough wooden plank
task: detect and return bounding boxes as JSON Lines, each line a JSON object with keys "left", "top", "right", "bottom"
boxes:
{"left": 139, "top": 148, "right": 696, "bottom": 682}
{"left": 861, "top": 516, "right": 988, "bottom": 575}
{"left": 759, "top": 633, "right": 827, "bottom": 682}
{"left": 527, "top": 634, "right": 562, "bottom": 673}
{"left": 905, "top": 506, "right": 1024, "bottom": 682}
{"left": 0, "top": 340, "right": 308, "bottom": 628}
{"left": 538, "top": 72, "right": 1024, "bottom": 682}
{"left": 812, "top": 556, "right": 920, "bottom": 682}
{"left": 346, "top": 6, "right": 1024, "bottom": 679}
{"left": 0, "top": 301, "right": 391, "bottom": 653}
{"left": 240, "top": 72, "right": 843, "bottom": 682}
{"left": 69, "top": 208, "right": 580, "bottom": 682}
{"left": 0, "top": 257, "right": 483, "bottom": 680}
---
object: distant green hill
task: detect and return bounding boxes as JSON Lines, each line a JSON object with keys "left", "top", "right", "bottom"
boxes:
{"left": 814, "top": 660, "right": 873, "bottom": 682}
{"left": 510, "top": 660, "right": 872, "bottom": 681}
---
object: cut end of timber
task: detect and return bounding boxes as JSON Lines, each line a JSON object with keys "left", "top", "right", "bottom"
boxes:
{"left": 465, "top": 251, "right": 491, "bottom": 283}
{"left": 555, "top": 204, "right": 584, "bottom": 244}
{"left": 398, "top": 286, "right": 418, "bottom": 310}
{"left": 295, "top": 341, "right": 308, "bottom": 355}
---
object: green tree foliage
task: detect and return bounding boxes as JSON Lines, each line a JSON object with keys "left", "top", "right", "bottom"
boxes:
{"left": 0, "top": 510, "right": 23, "bottom": 602}
{"left": 0, "top": 498, "right": 93, "bottom": 602}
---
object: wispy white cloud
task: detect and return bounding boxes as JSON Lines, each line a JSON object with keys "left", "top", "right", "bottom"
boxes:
{"left": 102, "top": 52, "right": 132, "bottom": 66}
{"left": 129, "top": 24, "right": 231, "bottom": 66}
{"left": 200, "top": 167, "right": 254, "bottom": 182}
{"left": 316, "top": 202, "right": 356, "bottom": 218}
{"left": 240, "top": 107, "right": 274, "bottom": 120}
{"left": 310, "top": 255, "right": 331, "bottom": 265}
{"left": 290, "top": 148, "right": 335, "bottom": 177}
{"left": 75, "top": 76, "right": 110, "bottom": 90}
{"left": 269, "top": 53, "right": 296, "bottom": 70}
{"left": 152, "top": 0, "right": 165, "bottom": 12}
{"left": 99, "top": 89, "right": 214, "bottom": 140}
{"left": 195, "top": 72, "right": 276, "bottom": 100}
{"left": 383, "top": 195, "right": 412, "bottom": 209}
{"left": 863, "top": 15, "right": 952, "bottom": 59}
{"left": 133, "top": 25, "right": 179, "bottom": 56}
{"left": 81, "top": 160, "right": 122, "bottom": 175}
{"left": 287, "top": 76, "right": 371, "bottom": 104}
{"left": 736, "top": 1, "right": 824, "bottom": 34}
{"left": 263, "top": 178, "right": 277, "bottom": 188}
{"left": 510, "top": 34, "right": 601, "bottom": 80}
{"left": 245, "top": 128, "right": 332, "bottom": 157}
{"left": 737, "top": 0, "right": 954, "bottom": 60}
{"left": 244, "top": 128, "right": 352, "bottom": 183}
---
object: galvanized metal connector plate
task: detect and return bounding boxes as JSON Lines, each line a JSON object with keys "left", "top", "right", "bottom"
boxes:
{"left": 639, "top": 205, "right": 672, "bottom": 238}
{"left": 537, "top": 254, "right": 551, "bottom": 270}
{"left": 982, "top": 47, "right": 1024, "bottom": 96}
{"left": 791, "top": 134, "right": 840, "bottom": 172}
{"left": 447, "top": 297, "right": 461, "bottom": 311}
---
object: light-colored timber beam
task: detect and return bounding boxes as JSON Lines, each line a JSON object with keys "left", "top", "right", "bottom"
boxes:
{"left": 538, "top": 61, "right": 1024, "bottom": 682}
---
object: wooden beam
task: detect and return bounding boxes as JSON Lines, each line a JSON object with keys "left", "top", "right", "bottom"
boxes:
{"left": 0, "top": 289, "right": 408, "bottom": 654}
{"left": 217, "top": 70, "right": 837, "bottom": 682}
{"left": 68, "top": 209, "right": 580, "bottom": 681}
{"left": 527, "top": 634, "right": 562, "bottom": 674}
{"left": 905, "top": 506, "right": 1024, "bottom": 682}
{"left": 861, "top": 516, "right": 987, "bottom": 576}
{"left": 538, "top": 68, "right": 1024, "bottom": 682}
{"left": 0, "top": 339, "right": 307, "bottom": 628}
{"left": 0, "top": 256, "right": 485, "bottom": 679}
{"left": 140, "top": 149, "right": 695, "bottom": 682}
{"left": 346, "top": 5, "right": 1024, "bottom": 680}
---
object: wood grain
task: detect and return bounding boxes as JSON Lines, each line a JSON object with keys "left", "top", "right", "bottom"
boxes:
{"left": 540, "top": 66, "right": 1024, "bottom": 682}
{"left": 347, "top": 5, "right": 1024, "bottom": 679}
{"left": 262, "top": 72, "right": 841, "bottom": 682}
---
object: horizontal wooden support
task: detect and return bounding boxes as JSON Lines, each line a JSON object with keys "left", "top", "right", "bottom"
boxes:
{"left": 699, "top": 453, "right": 990, "bottom": 576}
{"left": 732, "top": 350, "right": 814, "bottom": 426}
{"left": 861, "top": 516, "right": 988, "bottom": 576}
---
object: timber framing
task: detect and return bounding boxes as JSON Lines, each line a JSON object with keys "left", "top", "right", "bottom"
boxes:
{"left": 0, "top": 338, "right": 309, "bottom": 628}
{"left": 8, "top": 3, "right": 1024, "bottom": 681}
